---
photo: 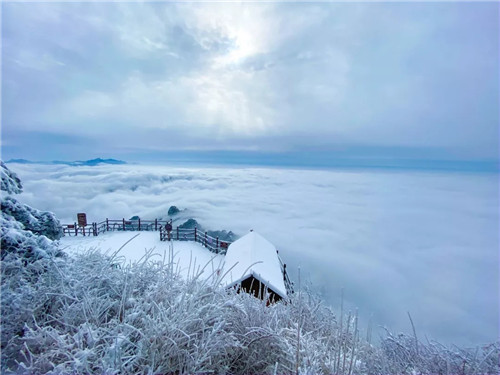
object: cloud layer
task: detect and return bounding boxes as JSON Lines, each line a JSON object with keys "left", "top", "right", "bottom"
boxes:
{"left": 2, "top": 2, "right": 499, "bottom": 161}
{"left": 10, "top": 162, "right": 499, "bottom": 346}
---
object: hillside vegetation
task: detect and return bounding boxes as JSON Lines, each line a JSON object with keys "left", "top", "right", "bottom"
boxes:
{"left": 1, "top": 161, "right": 498, "bottom": 374}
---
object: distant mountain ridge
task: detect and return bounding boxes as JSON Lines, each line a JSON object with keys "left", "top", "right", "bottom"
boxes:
{"left": 6, "top": 158, "right": 127, "bottom": 166}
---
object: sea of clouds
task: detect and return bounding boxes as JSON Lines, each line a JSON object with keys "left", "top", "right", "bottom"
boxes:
{"left": 9, "top": 162, "right": 499, "bottom": 346}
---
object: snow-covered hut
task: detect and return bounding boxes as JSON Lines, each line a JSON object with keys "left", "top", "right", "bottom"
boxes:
{"left": 222, "top": 231, "right": 287, "bottom": 302}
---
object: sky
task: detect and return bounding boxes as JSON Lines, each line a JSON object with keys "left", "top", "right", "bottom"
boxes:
{"left": 1, "top": 1, "right": 499, "bottom": 169}
{"left": 10, "top": 162, "right": 500, "bottom": 346}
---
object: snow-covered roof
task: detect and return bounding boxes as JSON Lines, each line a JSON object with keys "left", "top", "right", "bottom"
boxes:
{"left": 221, "top": 231, "right": 287, "bottom": 299}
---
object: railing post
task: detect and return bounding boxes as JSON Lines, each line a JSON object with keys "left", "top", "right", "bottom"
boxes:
{"left": 194, "top": 227, "right": 197, "bottom": 242}
{"left": 155, "top": 218, "right": 158, "bottom": 231}
{"left": 216, "top": 236, "right": 219, "bottom": 252}
{"left": 106, "top": 218, "right": 109, "bottom": 231}
{"left": 83, "top": 226, "right": 86, "bottom": 236}
{"left": 123, "top": 218, "right": 125, "bottom": 231}
{"left": 74, "top": 222, "right": 77, "bottom": 236}
{"left": 138, "top": 218, "right": 141, "bottom": 231}
{"left": 205, "top": 231, "right": 207, "bottom": 247}
{"left": 176, "top": 226, "right": 179, "bottom": 240}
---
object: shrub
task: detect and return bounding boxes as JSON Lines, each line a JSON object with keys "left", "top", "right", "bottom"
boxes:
{"left": 2, "top": 247, "right": 498, "bottom": 374}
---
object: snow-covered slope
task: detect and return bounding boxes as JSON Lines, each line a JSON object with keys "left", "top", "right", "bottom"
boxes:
{"left": 61, "top": 231, "right": 288, "bottom": 299}
{"left": 60, "top": 232, "right": 225, "bottom": 281}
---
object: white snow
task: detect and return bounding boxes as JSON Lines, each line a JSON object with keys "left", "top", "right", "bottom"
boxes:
{"left": 221, "top": 231, "right": 287, "bottom": 299}
{"left": 60, "top": 232, "right": 225, "bottom": 281}
{"left": 60, "top": 230, "right": 287, "bottom": 299}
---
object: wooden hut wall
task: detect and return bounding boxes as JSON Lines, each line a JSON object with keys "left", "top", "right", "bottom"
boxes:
{"left": 239, "top": 276, "right": 283, "bottom": 303}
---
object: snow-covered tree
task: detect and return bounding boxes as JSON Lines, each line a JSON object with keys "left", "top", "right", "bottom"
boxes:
{"left": 1, "top": 196, "right": 63, "bottom": 241}
{"left": 1, "top": 161, "right": 22, "bottom": 194}
{"left": 1, "top": 161, "right": 63, "bottom": 261}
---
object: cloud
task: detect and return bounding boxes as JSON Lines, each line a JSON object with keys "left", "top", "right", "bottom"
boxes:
{"left": 9, "top": 162, "right": 499, "bottom": 346}
{"left": 2, "top": 2, "right": 498, "bottom": 161}
{"left": 62, "top": 69, "right": 281, "bottom": 138}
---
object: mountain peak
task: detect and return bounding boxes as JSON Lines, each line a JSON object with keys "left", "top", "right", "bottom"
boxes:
{"left": 6, "top": 158, "right": 127, "bottom": 166}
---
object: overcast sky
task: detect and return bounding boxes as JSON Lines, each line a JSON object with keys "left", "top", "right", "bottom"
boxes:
{"left": 2, "top": 2, "right": 499, "bottom": 165}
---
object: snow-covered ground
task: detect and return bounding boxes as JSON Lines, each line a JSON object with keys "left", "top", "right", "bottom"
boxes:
{"left": 60, "top": 231, "right": 287, "bottom": 298}
{"left": 60, "top": 232, "right": 225, "bottom": 281}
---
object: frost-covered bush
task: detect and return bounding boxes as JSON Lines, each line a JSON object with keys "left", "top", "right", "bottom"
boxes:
{"left": 374, "top": 329, "right": 500, "bottom": 375}
{"left": 1, "top": 161, "right": 22, "bottom": 194}
{"left": 1, "top": 161, "right": 63, "bottom": 261}
{"left": 1, "top": 249, "right": 348, "bottom": 374}
{"left": 1, "top": 162, "right": 65, "bottom": 365}
{"left": 0, "top": 215, "right": 62, "bottom": 261}
{"left": 1, "top": 196, "right": 63, "bottom": 241}
{"left": 2, "top": 247, "right": 498, "bottom": 375}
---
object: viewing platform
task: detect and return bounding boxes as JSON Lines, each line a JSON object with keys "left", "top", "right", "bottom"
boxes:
{"left": 61, "top": 218, "right": 294, "bottom": 297}
{"left": 62, "top": 218, "right": 230, "bottom": 254}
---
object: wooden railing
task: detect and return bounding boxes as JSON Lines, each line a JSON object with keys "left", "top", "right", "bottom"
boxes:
{"left": 63, "top": 218, "right": 169, "bottom": 236}
{"left": 277, "top": 250, "right": 294, "bottom": 295}
{"left": 62, "top": 218, "right": 231, "bottom": 254}
{"left": 61, "top": 218, "right": 293, "bottom": 294}
{"left": 159, "top": 226, "right": 230, "bottom": 254}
